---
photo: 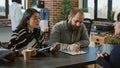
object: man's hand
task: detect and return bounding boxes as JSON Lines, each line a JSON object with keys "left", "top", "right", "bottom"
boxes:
{"left": 70, "top": 44, "right": 80, "bottom": 52}
{"left": 50, "top": 43, "right": 60, "bottom": 51}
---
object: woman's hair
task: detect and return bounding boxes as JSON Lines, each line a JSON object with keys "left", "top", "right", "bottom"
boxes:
{"left": 117, "top": 12, "right": 120, "bottom": 22}
{"left": 17, "top": 8, "right": 39, "bottom": 30}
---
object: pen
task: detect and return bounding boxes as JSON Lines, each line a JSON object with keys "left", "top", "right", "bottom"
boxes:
{"left": 36, "top": 45, "right": 53, "bottom": 52}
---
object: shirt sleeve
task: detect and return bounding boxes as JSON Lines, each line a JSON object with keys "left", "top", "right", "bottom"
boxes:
{"left": 48, "top": 24, "right": 71, "bottom": 51}
{"left": 75, "top": 24, "right": 90, "bottom": 48}
{"left": 7, "top": 29, "right": 33, "bottom": 49}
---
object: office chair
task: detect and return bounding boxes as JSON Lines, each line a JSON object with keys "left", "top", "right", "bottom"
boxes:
{"left": 83, "top": 18, "right": 93, "bottom": 36}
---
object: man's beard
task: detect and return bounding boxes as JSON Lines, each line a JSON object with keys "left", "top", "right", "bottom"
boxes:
{"left": 68, "top": 21, "right": 80, "bottom": 31}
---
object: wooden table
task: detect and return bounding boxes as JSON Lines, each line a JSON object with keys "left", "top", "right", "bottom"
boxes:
{"left": 0, "top": 47, "right": 97, "bottom": 68}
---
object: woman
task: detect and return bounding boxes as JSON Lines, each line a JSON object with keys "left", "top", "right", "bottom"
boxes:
{"left": 7, "top": 8, "right": 58, "bottom": 56}
{"left": 97, "top": 22, "right": 120, "bottom": 68}
{"left": 117, "top": 12, "right": 120, "bottom": 22}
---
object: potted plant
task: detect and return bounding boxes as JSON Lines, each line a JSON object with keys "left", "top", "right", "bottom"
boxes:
{"left": 102, "top": 36, "right": 120, "bottom": 54}
{"left": 106, "top": 36, "right": 120, "bottom": 45}
{"left": 110, "top": 10, "right": 116, "bottom": 21}
{"left": 61, "top": 0, "right": 72, "bottom": 20}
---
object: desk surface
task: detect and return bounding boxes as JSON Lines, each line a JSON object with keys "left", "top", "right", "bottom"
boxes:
{"left": 0, "top": 47, "right": 97, "bottom": 68}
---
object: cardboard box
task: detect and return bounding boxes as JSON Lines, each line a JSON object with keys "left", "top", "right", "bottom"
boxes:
{"left": 92, "top": 34, "right": 107, "bottom": 44}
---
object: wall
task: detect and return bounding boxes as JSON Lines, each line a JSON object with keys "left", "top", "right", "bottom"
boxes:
{"left": 0, "top": 0, "right": 79, "bottom": 29}
{"left": 78, "top": 0, "right": 83, "bottom": 9}
{"left": 28, "top": 0, "right": 78, "bottom": 29}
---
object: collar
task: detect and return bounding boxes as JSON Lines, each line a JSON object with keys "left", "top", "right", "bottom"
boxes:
{"left": 64, "top": 20, "right": 69, "bottom": 30}
{"left": 26, "top": 27, "right": 34, "bottom": 34}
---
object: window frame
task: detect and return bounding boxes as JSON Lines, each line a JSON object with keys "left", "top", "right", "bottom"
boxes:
{"left": 94, "top": 0, "right": 112, "bottom": 21}
{"left": 0, "top": 0, "right": 9, "bottom": 19}
{"left": 83, "top": 0, "right": 112, "bottom": 21}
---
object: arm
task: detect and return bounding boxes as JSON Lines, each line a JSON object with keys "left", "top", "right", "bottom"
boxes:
{"left": 7, "top": 29, "right": 33, "bottom": 50}
{"left": 49, "top": 23, "right": 72, "bottom": 51}
{"left": 75, "top": 24, "right": 90, "bottom": 48}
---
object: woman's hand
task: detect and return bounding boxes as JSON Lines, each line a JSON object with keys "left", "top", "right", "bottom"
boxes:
{"left": 97, "top": 53, "right": 108, "bottom": 58}
{"left": 27, "top": 47, "right": 37, "bottom": 56}
{"left": 22, "top": 47, "right": 37, "bottom": 56}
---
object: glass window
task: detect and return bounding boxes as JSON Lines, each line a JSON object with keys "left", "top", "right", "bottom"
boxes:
{"left": 0, "top": 0, "right": 5, "bottom": 16}
{"left": 88, "top": 0, "right": 94, "bottom": 19}
{"left": 0, "top": 0, "right": 8, "bottom": 19}
{"left": 97, "top": 0, "right": 108, "bottom": 18}
{"left": 112, "top": 0, "right": 120, "bottom": 21}
{"left": 85, "top": 0, "right": 111, "bottom": 21}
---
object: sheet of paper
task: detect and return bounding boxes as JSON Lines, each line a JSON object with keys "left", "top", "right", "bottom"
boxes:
{"left": 61, "top": 50, "right": 87, "bottom": 55}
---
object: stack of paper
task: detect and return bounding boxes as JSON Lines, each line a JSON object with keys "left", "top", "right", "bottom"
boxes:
{"left": 61, "top": 50, "right": 87, "bottom": 55}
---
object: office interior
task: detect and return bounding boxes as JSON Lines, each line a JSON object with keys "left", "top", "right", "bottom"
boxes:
{"left": 0, "top": 0, "right": 119, "bottom": 44}
{"left": 0, "top": 0, "right": 120, "bottom": 68}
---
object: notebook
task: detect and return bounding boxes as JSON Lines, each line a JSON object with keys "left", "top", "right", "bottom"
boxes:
{"left": 61, "top": 50, "right": 87, "bottom": 55}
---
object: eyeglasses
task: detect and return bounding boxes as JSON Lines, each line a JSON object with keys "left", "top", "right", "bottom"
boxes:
{"left": 73, "top": 19, "right": 83, "bottom": 25}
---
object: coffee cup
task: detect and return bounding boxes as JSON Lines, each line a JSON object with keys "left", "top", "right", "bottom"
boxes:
{"left": 23, "top": 50, "right": 32, "bottom": 60}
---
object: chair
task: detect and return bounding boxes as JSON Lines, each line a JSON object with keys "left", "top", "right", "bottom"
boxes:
{"left": 83, "top": 18, "right": 93, "bottom": 36}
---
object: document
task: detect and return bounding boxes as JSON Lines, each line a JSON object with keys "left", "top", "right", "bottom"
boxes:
{"left": 61, "top": 50, "right": 87, "bottom": 55}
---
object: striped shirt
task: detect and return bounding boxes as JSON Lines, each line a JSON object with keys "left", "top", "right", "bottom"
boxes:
{"left": 8, "top": 27, "right": 46, "bottom": 51}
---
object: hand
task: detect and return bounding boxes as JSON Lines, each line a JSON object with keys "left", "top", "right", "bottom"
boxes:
{"left": 22, "top": 47, "right": 37, "bottom": 56}
{"left": 50, "top": 43, "right": 60, "bottom": 51}
{"left": 97, "top": 53, "right": 108, "bottom": 58}
{"left": 70, "top": 44, "right": 80, "bottom": 52}
{"left": 27, "top": 47, "right": 37, "bottom": 56}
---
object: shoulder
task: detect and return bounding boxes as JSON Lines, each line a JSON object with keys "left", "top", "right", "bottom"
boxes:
{"left": 50, "top": 21, "right": 66, "bottom": 32}
{"left": 53, "top": 20, "right": 66, "bottom": 29}
{"left": 54, "top": 20, "right": 65, "bottom": 26}
{"left": 76, "top": 23, "right": 86, "bottom": 31}
{"left": 13, "top": 28, "right": 27, "bottom": 34}
{"left": 81, "top": 23, "right": 86, "bottom": 28}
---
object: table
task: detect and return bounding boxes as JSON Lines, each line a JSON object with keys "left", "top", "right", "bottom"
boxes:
{"left": 0, "top": 47, "right": 97, "bottom": 68}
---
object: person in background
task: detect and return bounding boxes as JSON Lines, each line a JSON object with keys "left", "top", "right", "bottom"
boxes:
{"left": 117, "top": 12, "right": 120, "bottom": 22}
{"left": 49, "top": 8, "right": 89, "bottom": 52}
{"left": 9, "top": 0, "right": 23, "bottom": 31}
{"left": 7, "top": 8, "right": 58, "bottom": 56}
{"left": 97, "top": 22, "right": 120, "bottom": 68}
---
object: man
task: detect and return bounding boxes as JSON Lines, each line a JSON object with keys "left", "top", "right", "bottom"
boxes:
{"left": 9, "top": 0, "right": 23, "bottom": 31}
{"left": 49, "top": 8, "right": 90, "bottom": 52}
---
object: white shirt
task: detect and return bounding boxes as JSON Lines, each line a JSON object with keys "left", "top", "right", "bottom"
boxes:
{"left": 9, "top": 2, "right": 23, "bottom": 31}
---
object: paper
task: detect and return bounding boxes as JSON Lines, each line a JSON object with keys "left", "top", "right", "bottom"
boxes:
{"left": 61, "top": 50, "right": 87, "bottom": 55}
